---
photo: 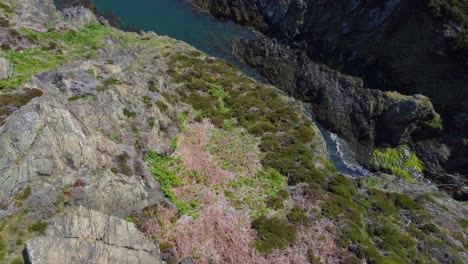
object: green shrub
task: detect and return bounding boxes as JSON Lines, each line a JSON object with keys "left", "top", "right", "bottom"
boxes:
{"left": 142, "top": 95, "right": 152, "bottom": 106}
{"left": 15, "top": 239, "right": 23, "bottom": 246}
{"left": 458, "top": 218, "right": 468, "bottom": 228}
{"left": 155, "top": 101, "right": 168, "bottom": 112}
{"left": 377, "top": 226, "right": 417, "bottom": 259}
{"left": 248, "top": 121, "right": 277, "bottom": 136}
{"left": 108, "top": 132, "right": 121, "bottom": 142}
{"left": 277, "top": 189, "right": 289, "bottom": 200}
{"left": 148, "top": 80, "right": 159, "bottom": 92}
{"left": 28, "top": 221, "right": 48, "bottom": 233}
{"left": 159, "top": 242, "right": 174, "bottom": 252}
{"left": 15, "top": 186, "right": 31, "bottom": 201}
{"left": 368, "top": 189, "right": 397, "bottom": 216}
{"left": 0, "top": 237, "right": 6, "bottom": 263}
{"left": 355, "top": 241, "right": 382, "bottom": 262}
{"left": 342, "top": 255, "right": 362, "bottom": 264}
{"left": 287, "top": 205, "right": 311, "bottom": 226}
{"left": 1, "top": 42, "right": 10, "bottom": 51}
{"left": 0, "top": 88, "right": 43, "bottom": 125}
{"left": 252, "top": 215, "right": 297, "bottom": 254}
{"left": 102, "top": 78, "right": 119, "bottom": 86}
{"left": 393, "top": 193, "right": 420, "bottom": 210}
{"left": 11, "top": 256, "right": 24, "bottom": 264}
{"left": 265, "top": 197, "right": 283, "bottom": 209}
{"left": 147, "top": 117, "right": 156, "bottom": 128}
{"left": 294, "top": 124, "right": 316, "bottom": 143}
{"left": 112, "top": 152, "right": 133, "bottom": 176}
{"left": 420, "top": 223, "right": 441, "bottom": 234}
{"left": 321, "top": 194, "right": 362, "bottom": 223}
{"left": 327, "top": 175, "right": 357, "bottom": 200}
{"left": 123, "top": 108, "right": 136, "bottom": 118}
{"left": 171, "top": 136, "right": 178, "bottom": 150}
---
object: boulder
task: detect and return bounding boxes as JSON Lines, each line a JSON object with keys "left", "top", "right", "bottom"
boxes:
{"left": 24, "top": 206, "right": 162, "bottom": 264}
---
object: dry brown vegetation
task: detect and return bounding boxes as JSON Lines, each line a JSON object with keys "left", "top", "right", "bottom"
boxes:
{"left": 134, "top": 120, "right": 339, "bottom": 263}
{"left": 173, "top": 120, "right": 236, "bottom": 185}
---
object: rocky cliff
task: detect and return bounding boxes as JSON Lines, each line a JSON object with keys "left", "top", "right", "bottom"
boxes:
{"left": 233, "top": 37, "right": 468, "bottom": 199}
{"left": 192, "top": 0, "right": 468, "bottom": 198}
{"left": 192, "top": 0, "right": 468, "bottom": 115}
{"left": 234, "top": 37, "right": 441, "bottom": 167}
{"left": 0, "top": 0, "right": 467, "bottom": 263}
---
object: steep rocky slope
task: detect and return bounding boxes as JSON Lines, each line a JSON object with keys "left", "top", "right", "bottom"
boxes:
{"left": 192, "top": 0, "right": 468, "bottom": 198}
{"left": 192, "top": 0, "right": 468, "bottom": 115}
{"left": 0, "top": 0, "right": 467, "bottom": 264}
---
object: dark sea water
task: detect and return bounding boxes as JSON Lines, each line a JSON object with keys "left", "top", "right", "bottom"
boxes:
{"left": 55, "top": 0, "right": 261, "bottom": 78}
{"left": 53, "top": 0, "right": 367, "bottom": 177}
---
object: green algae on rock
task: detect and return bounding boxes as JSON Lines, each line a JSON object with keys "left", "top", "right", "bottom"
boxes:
{"left": 371, "top": 146, "right": 425, "bottom": 181}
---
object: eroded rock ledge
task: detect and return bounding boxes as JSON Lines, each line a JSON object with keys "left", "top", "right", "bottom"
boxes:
{"left": 24, "top": 206, "right": 162, "bottom": 264}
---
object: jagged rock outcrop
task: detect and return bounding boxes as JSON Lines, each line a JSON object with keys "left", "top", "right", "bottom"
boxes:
{"left": 0, "top": 0, "right": 184, "bottom": 218}
{"left": 24, "top": 206, "right": 162, "bottom": 264}
{"left": 233, "top": 37, "right": 441, "bottom": 167}
{"left": 0, "top": 60, "right": 169, "bottom": 216}
{"left": 192, "top": 0, "right": 468, "bottom": 115}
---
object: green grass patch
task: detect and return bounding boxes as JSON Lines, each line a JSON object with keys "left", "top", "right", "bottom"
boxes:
{"left": 1, "top": 23, "right": 111, "bottom": 90}
{"left": 146, "top": 151, "right": 196, "bottom": 215}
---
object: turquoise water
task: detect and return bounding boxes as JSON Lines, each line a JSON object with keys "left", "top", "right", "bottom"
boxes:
{"left": 56, "top": 0, "right": 261, "bottom": 78}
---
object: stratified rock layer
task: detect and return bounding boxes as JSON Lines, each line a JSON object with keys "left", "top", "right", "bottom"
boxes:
{"left": 24, "top": 206, "right": 162, "bottom": 264}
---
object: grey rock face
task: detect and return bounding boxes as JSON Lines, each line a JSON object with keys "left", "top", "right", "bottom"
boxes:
{"left": 24, "top": 206, "right": 162, "bottom": 264}
{"left": 0, "top": 58, "right": 13, "bottom": 80}
{"left": 0, "top": 4, "right": 173, "bottom": 216}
